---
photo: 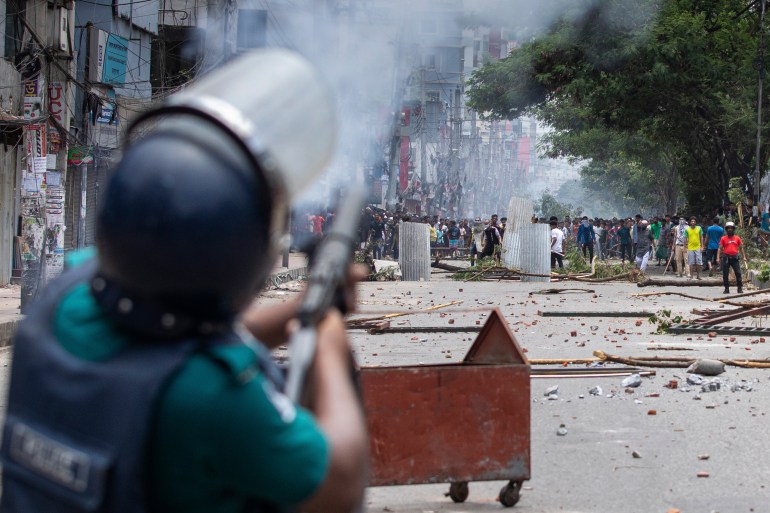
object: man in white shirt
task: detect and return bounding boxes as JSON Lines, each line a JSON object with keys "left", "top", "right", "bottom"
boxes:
{"left": 551, "top": 219, "right": 565, "bottom": 269}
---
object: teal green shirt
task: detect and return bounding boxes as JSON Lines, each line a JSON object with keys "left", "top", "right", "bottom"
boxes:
{"left": 52, "top": 257, "right": 329, "bottom": 513}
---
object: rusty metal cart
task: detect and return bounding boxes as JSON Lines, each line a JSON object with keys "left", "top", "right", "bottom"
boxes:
{"left": 360, "top": 308, "right": 531, "bottom": 507}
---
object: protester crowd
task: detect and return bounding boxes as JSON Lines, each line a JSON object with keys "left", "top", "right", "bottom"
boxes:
{"left": 294, "top": 204, "right": 759, "bottom": 294}
{"left": 549, "top": 210, "right": 756, "bottom": 293}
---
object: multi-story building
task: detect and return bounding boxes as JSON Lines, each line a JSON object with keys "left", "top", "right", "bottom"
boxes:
{"left": 0, "top": 19, "right": 23, "bottom": 285}
{"left": 0, "top": 0, "right": 582, "bottom": 291}
{"left": 0, "top": 0, "right": 74, "bottom": 295}
{"left": 67, "top": 0, "right": 161, "bottom": 248}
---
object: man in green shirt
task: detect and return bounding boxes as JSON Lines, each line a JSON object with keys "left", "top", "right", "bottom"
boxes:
{"left": 650, "top": 217, "right": 661, "bottom": 240}
{"left": 617, "top": 219, "right": 633, "bottom": 264}
{"left": 45, "top": 251, "right": 365, "bottom": 513}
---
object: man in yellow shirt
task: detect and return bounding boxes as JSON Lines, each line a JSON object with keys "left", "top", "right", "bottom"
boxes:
{"left": 427, "top": 218, "right": 438, "bottom": 246}
{"left": 685, "top": 216, "right": 705, "bottom": 279}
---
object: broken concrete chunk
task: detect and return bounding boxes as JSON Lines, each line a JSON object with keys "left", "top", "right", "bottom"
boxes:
{"left": 686, "top": 359, "right": 725, "bottom": 376}
{"left": 686, "top": 374, "right": 705, "bottom": 386}
{"left": 544, "top": 385, "right": 559, "bottom": 397}
{"left": 701, "top": 380, "right": 721, "bottom": 393}
{"left": 621, "top": 374, "right": 642, "bottom": 388}
{"left": 589, "top": 386, "right": 603, "bottom": 396}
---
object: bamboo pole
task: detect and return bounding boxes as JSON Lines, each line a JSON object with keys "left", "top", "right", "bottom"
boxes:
{"left": 346, "top": 300, "right": 463, "bottom": 326}
{"left": 594, "top": 350, "right": 770, "bottom": 369}
{"left": 631, "top": 290, "right": 770, "bottom": 308}
{"left": 527, "top": 358, "right": 599, "bottom": 365}
{"left": 633, "top": 289, "right": 770, "bottom": 302}
{"left": 637, "top": 277, "right": 723, "bottom": 287}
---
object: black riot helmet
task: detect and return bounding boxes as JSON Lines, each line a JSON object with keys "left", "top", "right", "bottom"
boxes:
{"left": 94, "top": 49, "right": 336, "bottom": 337}
{"left": 95, "top": 117, "right": 275, "bottom": 336}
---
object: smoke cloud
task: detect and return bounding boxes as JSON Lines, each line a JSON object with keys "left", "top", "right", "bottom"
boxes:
{"left": 196, "top": 0, "right": 661, "bottom": 216}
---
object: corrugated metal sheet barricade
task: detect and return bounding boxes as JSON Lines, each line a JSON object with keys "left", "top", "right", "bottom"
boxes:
{"left": 398, "top": 222, "right": 430, "bottom": 281}
{"left": 506, "top": 197, "right": 533, "bottom": 225}
{"left": 518, "top": 224, "right": 551, "bottom": 282}
{"left": 360, "top": 308, "right": 531, "bottom": 507}
{"left": 501, "top": 228, "right": 522, "bottom": 269}
{"left": 501, "top": 197, "right": 533, "bottom": 270}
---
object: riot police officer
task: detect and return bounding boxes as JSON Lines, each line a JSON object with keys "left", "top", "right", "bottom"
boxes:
{"left": 0, "top": 49, "right": 368, "bottom": 513}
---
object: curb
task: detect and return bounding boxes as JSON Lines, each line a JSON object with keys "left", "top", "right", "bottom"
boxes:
{"left": 0, "top": 319, "right": 20, "bottom": 348}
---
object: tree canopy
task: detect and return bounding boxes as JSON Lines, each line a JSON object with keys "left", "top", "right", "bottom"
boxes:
{"left": 467, "top": 0, "right": 769, "bottom": 213}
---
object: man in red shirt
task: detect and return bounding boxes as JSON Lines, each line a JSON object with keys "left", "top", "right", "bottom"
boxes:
{"left": 716, "top": 221, "right": 749, "bottom": 294}
{"left": 312, "top": 213, "right": 325, "bottom": 235}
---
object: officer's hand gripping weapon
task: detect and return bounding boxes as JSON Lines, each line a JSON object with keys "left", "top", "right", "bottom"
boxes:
{"left": 284, "top": 188, "right": 366, "bottom": 403}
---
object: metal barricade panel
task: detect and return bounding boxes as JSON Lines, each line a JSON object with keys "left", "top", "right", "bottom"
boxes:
{"left": 519, "top": 224, "right": 551, "bottom": 282}
{"left": 361, "top": 308, "right": 531, "bottom": 487}
{"left": 362, "top": 365, "right": 531, "bottom": 486}
{"left": 506, "top": 197, "right": 533, "bottom": 226}
{"left": 398, "top": 222, "right": 430, "bottom": 281}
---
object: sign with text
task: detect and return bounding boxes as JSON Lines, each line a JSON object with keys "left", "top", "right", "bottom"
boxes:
{"left": 87, "top": 27, "right": 129, "bottom": 84}
{"left": 25, "top": 124, "right": 47, "bottom": 158}
{"left": 96, "top": 89, "right": 117, "bottom": 125}
{"left": 23, "top": 79, "right": 39, "bottom": 97}
{"left": 67, "top": 147, "right": 93, "bottom": 166}
{"left": 23, "top": 97, "right": 42, "bottom": 120}
{"left": 88, "top": 27, "right": 107, "bottom": 83}
{"left": 48, "top": 83, "right": 67, "bottom": 126}
{"left": 103, "top": 34, "right": 129, "bottom": 85}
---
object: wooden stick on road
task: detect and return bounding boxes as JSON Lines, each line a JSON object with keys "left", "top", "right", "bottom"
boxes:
{"left": 347, "top": 300, "right": 464, "bottom": 326}
{"left": 662, "top": 249, "right": 674, "bottom": 276}
{"left": 636, "top": 277, "right": 723, "bottom": 287}
{"left": 632, "top": 289, "right": 770, "bottom": 307}
{"left": 634, "top": 289, "right": 770, "bottom": 301}
{"left": 528, "top": 358, "right": 599, "bottom": 365}
{"left": 593, "top": 350, "right": 690, "bottom": 368}
{"left": 594, "top": 350, "right": 770, "bottom": 369}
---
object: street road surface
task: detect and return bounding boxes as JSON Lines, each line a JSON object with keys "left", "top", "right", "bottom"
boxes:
{"left": 1, "top": 269, "right": 768, "bottom": 512}
{"left": 265, "top": 269, "right": 770, "bottom": 513}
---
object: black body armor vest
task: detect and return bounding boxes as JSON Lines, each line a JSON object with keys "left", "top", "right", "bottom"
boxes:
{"left": 0, "top": 261, "right": 197, "bottom": 513}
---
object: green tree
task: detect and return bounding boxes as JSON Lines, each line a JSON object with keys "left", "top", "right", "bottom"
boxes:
{"left": 535, "top": 189, "right": 583, "bottom": 219}
{"left": 467, "top": 0, "right": 769, "bottom": 211}
{"left": 540, "top": 122, "right": 683, "bottom": 214}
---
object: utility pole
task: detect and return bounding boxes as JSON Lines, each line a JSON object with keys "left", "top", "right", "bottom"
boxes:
{"left": 469, "top": 108, "right": 478, "bottom": 216}
{"left": 420, "top": 67, "right": 426, "bottom": 186}
{"left": 453, "top": 86, "right": 462, "bottom": 215}
{"left": 448, "top": 90, "right": 454, "bottom": 192}
{"left": 385, "top": 25, "right": 406, "bottom": 211}
{"left": 486, "top": 121, "right": 495, "bottom": 216}
{"left": 756, "top": 0, "right": 767, "bottom": 210}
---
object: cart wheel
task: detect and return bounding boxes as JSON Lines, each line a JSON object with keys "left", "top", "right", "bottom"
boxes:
{"left": 498, "top": 481, "right": 521, "bottom": 508}
{"left": 447, "top": 481, "right": 469, "bottom": 503}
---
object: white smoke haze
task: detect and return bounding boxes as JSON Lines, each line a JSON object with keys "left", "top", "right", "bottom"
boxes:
{"left": 190, "top": 0, "right": 662, "bottom": 216}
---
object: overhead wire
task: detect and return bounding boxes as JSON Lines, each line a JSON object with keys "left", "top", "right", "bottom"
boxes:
{"left": 259, "top": 0, "right": 296, "bottom": 50}
{"left": 78, "top": 0, "right": 159, "bottom": 7}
